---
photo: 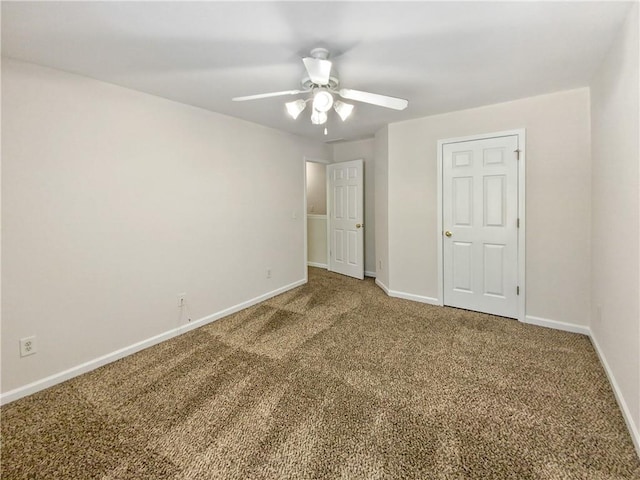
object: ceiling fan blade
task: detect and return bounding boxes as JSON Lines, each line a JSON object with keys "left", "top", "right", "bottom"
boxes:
{"left": 302, "top": 57, "right": 332, "bottom": 85}
{"left": 338, "top": 88, "right": 408, "bottom": 110}
{"left": 232, "top": 89, "right": 306, "bottom": 101}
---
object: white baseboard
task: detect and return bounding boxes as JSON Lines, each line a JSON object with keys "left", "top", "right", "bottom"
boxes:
{"left": 374, "top": 280, "right": 440, "bottom": 306}
{"left": 590, "top": 332, "right": 640, "bottom": 458}
{"left": 375, "top": 278, "right": 390, "bottom": 294}
{"left": 0, "top": 279, "right": 306, "bottom": 406}
{"left": 523, "top": 315, "right": 590, "bottom": 336}
{"left": 388, "top": 289, "right": 440, "bottom": 306}
{"left": 308, "top": 264, "right": 374, "bottom": 278}
{"left": 307, "top": 262, "right": 328, "bottom": 269}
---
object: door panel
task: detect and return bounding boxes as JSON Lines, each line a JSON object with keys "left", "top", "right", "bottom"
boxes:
{"left": 443, "top": 135, "right": 519, "bottom": 318}
{"left": 483, "top": 243, "right": 505, "bottom": 297}
{"left": 348, "top": 231, "right": 358, "bottom": 265}
{"left": 453, "top": 150, "right": 473, "bottom": 167}
{"left": 334, "top": 186, "right": 344, "bottom": 218}
{"left": 328, "top": 159, "right": 364, "bottom": 279}
{"left": 483, "top": 175, "right": 505, "bottom": 226}
{"left": 483, "top": 147, "right": 506, "bottom": 165}
{"left": 334, "top": 230, "right": 344, "bottom": 262}
{"left": 348, "top": 185, "right": 357, "bottom": 218}
{"left": 453, "top": 177, "right": 473, "bottom": 226}
{"left": 452, "top": 242, "right": 473, "bottom": 292}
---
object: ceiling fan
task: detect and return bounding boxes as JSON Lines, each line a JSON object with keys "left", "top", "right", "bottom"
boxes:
{"left": 232, "top": 48, "right": 408, "bottom": 127}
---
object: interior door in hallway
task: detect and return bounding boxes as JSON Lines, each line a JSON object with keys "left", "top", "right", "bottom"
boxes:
{"left": 442, "top": 135, "right": 519, "bottom": 318}
{"left": 327, "top": 159, "right": 364, "bottom": 280}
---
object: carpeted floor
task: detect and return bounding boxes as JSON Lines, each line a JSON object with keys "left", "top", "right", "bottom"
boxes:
{"left": 2, "top": 267, "right": 639, "bottom": 479}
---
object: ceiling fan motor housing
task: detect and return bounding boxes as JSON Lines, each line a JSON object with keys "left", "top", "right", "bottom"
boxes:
{"left": 301, "top": 75, "right": 339, "bottom": 90}
{"left": 309, "top": 47, "right": 330, "bottom": 60}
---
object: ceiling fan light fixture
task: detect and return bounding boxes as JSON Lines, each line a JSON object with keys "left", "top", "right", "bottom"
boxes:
{"left": 312, "top": 90, "right": 334, "bottom": 113}
{"left": 311, "top": 109, "right": 327, "bottom": 125}
{"left": 334, "top": 101, "right": 354, "bottom": 121}
{"left": 285, "top": 99, "right": 307, "bottom": 119}
{"left": 234, "top": 48, "right": 410, "bottom": 134}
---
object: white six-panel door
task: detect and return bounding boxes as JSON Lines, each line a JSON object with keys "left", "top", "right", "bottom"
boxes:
{"left": 327, "top": 159, "right": 364, "bottom": 280}
{"left": 442, "top": 135, "right": 519, "bottom": 318}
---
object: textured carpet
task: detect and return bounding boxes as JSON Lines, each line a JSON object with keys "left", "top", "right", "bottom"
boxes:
{"left": 2, "top": 267, "right": 639, "bottom": 479}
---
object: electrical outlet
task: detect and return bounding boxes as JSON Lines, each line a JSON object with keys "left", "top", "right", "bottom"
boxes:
{"left": 266, "top": 268, "right": 272, "bottom": 279}
{"left": 20, "top": 336, "right": 37, "bottom": 357}
{"left": 177, "top": 293, "right": 186, "bottom": 307}
{"left": 378, "top": 260, "right": 383, "bottom": 270}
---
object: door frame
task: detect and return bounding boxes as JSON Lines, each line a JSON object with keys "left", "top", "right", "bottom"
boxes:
{"left": 436, "top": 129, "right": 526, "bottom": 322}
{"left": 303, "top": 156, "right": 330, "bottom": 283}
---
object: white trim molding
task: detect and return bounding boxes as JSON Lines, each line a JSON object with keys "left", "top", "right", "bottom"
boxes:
{"left": 387, "top": 290, "right": 440, "bottom": 306}
{"left": 303, "top": 155, "right": 331, "bottom": 165}
{"left": 364, "top": 271, "right": 377, "bottom": 278}
{"left": 522, "top": 315, "right": 590, "bottom": 336}
{"left": 375, "top": 282, "right": 591, "bottom": 336}
{"left": 0, "top": 278, "right": 306, "bottom": 406}
{"left": 307, "top": 262, "right": 328, "bottom": 269}
{"left": 374, "top": 282, "right": 439, "bottom": 306}
{"left": 590, "top": 333, "right": 640, "bottom": 457}
{"left": 375, "top": 278, "right": 390, "bottom": 295}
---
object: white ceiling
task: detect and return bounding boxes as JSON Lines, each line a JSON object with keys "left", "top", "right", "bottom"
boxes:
{"left": 1, "top": 1, "right": 632, "bottom": 143}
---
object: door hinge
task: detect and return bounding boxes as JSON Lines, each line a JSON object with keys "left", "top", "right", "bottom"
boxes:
{"left": 517, "top": 286, "right": 520, "bottom": 295}
{"left": 514, "top": 149, "right": 521, "bottom": 160}
{"left": 517, "top": 218, "right": 520, "bottom": 228}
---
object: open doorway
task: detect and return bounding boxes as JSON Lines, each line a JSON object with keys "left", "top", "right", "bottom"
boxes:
{"left": 304, "top": 156, "right": 366, "bottom": 281}
{"left": 305, "top": 159, "right": 329, "bottom": 271}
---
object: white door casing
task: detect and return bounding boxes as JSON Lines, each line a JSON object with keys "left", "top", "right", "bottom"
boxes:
{"left": 441, "top": 133, "right": 522, "bottom": 319}
{"left": 327, "top": 159, "right": 364, "bottom": 279}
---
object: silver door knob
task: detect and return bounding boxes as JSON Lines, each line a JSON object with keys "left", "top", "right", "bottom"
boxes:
{"left": 356, "top": 224, "right": 363, "bottom": 229}
{"left": 444, "top": 230, "right": 452, "bottom": 237}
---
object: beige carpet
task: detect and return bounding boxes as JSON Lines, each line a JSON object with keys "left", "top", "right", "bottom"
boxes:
{"left": 2, "top": 267, "right": 639, "bottom": 479}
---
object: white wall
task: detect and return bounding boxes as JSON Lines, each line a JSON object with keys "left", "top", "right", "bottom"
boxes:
{"left": 383, "top": 88, "right": 592, "bottom": 327}
{"left": 332, "top": 138, "right": 376, "bottom": 276}
{"left": 590, "top": 3, "right": 639, "bottom": 449}
{"left": 374, "top": 127, "right": 389, "bottom": 287}
{"left": 305, "top": 161, "right": 326, "bottom": 215}
{"left": 307, "top": 215, "right": 327, "bottom": 267}
{"left": 1, "top": 58, "right": 328, "bottom": 395}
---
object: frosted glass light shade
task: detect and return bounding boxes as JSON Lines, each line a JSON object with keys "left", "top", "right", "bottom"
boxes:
{"left": 334, "top": 101, "right": 354, "bottom": 121}
{"left": 310, "top": 109, "right": 328, "bottom": 125}
{"left": 312, "top": 90, "right": 334, "bottom": 113}
{"left": 285, "top": 99, "right": 306, "bottom": 119}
